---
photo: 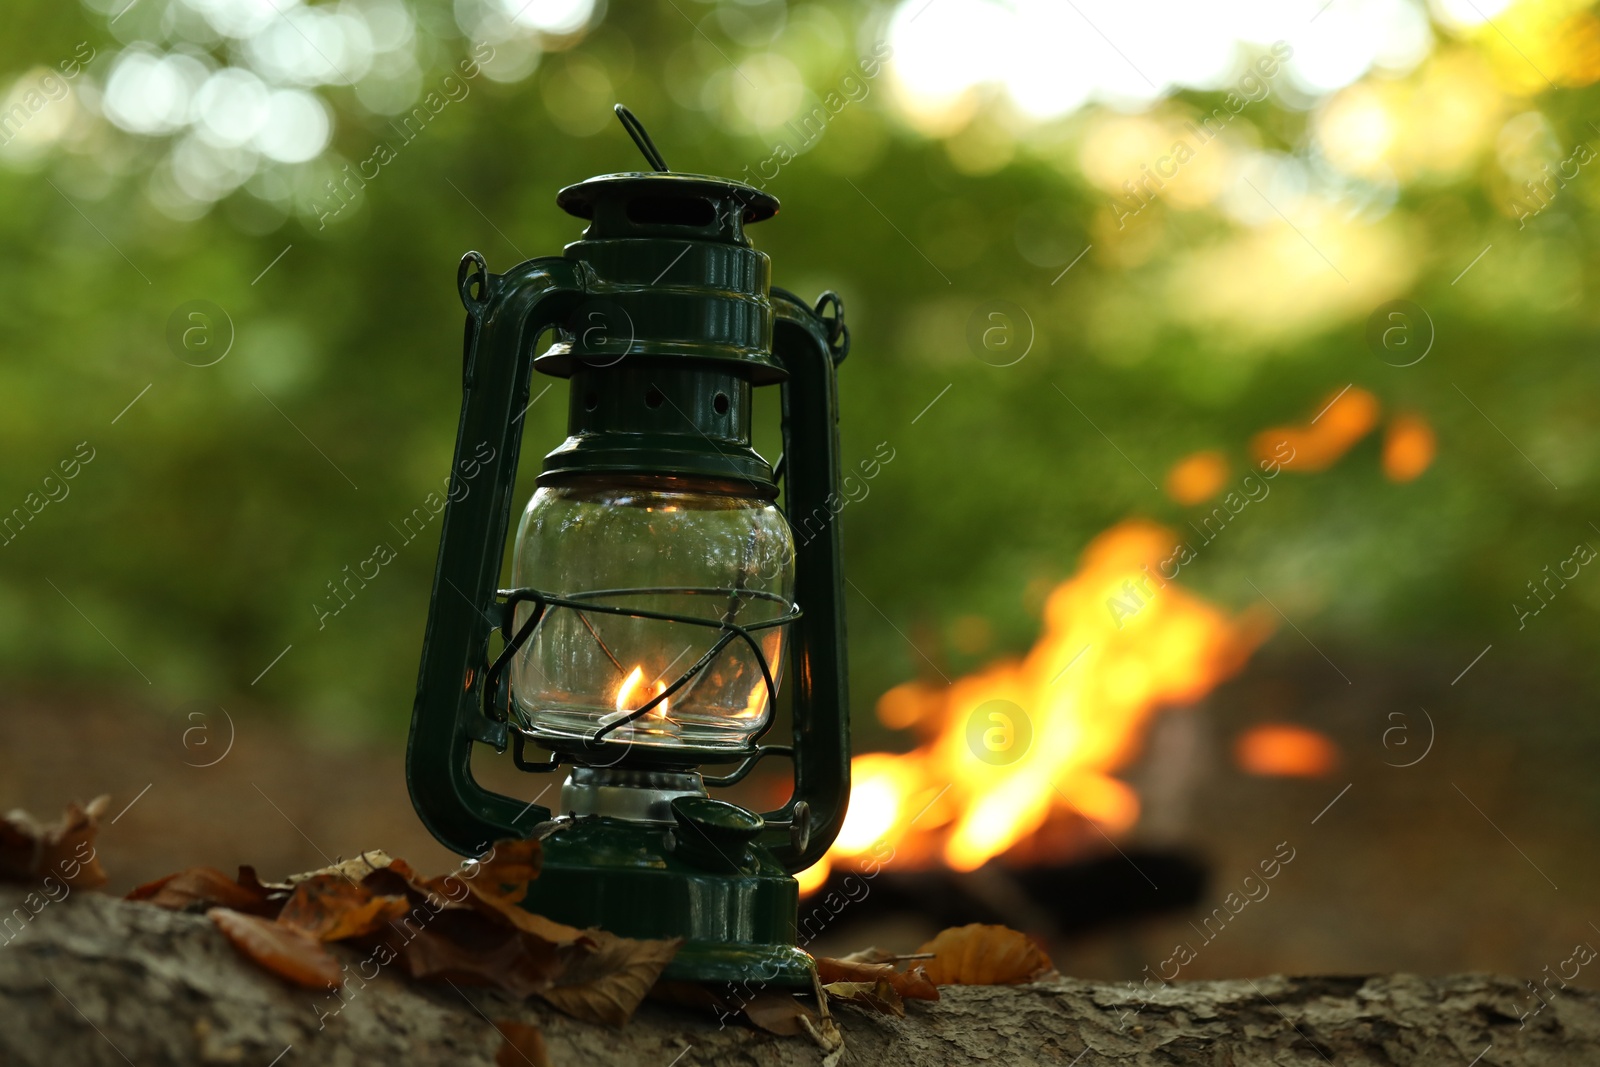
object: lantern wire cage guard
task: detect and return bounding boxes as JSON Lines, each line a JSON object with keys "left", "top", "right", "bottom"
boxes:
{"left": 484, "top": 583, "right": 803, "bottom": 792}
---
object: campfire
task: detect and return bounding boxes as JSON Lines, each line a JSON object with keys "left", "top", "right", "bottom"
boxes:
{"left": 803, "top": 386, "right": 1417, "bottom": 897}
{"left": 800, "top": 520, "right": 1272, "bottom": 894}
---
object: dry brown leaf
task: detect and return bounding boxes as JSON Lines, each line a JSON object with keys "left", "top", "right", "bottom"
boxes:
{"left": 836, "top": 947, "right": 935, "bottom": 966}
{"left": 283, "top": 851, "right": 393, "bottom": 886}
{"left": 277, "top": 874, "right": 409, "bottom": 941}
{"left": 209, "top": 907, "right": 342, "bottom": 989}
{"left": 470, "top": 839, "right": 542, "bottom": 905}
{"left": 159, "top": 834, "right": 681, "bottom": 1018}
{"left": 0, "top": 796, "right": 110, "bottom": 889}
{"left": 535, "top": 930, "right": 681, "bottom": 1026}
{"left": 359, "top": 861, "right": 430, "bottom": 906}
{"left": 394, "top": 909, "right": 573, "bottom": 1001}
{"left": 816, "top": 956, "right": 938, "bottom": 1001}
{"left": 360, "top": 854, "right": 586, "bottom": 943}
{"left": 915, "top": 923, "right": 1054, "bottom": 985}
{"left": 799, "top": 1010, "right": 845, "bottom": 1062}
{"left": 741, "top": 990, "right": 820, "bottom": 1036}
{"left": 126, "top": 866, "right": 278, "bottom": 916}
{"left": 382, "top": 856, "right": 425, "bottom": 883}
{"left": 238, "top": 865, "right": 292, "bottom": 895}
{"left": 493, "top": 1020, "right": 553, "bottom": 1067}
{"left": 822, "top": 979, "right": 905, "bottom": 1017}
{"left": 440, "top": 879, "right": 588, "bottom": 945}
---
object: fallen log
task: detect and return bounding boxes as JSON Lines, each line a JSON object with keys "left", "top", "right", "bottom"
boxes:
{"left": 0, "top": 888, "right": 1591, "bottom": 1066}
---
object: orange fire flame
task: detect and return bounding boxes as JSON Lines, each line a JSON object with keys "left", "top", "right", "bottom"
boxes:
{"left": 1382, "top": 412, "right": 1436, "bottom": 482}
{"left": 613, "top": 665, "right": 670, "bottom": 726}
{"left": 1234, "top": 723, "right": 1340, "bottom": 778}
{"left": 799, "top": 521, "right": 1271, "bottom": 893}
{"left": 794, "top": 383, "right": 1420, "bottom": 897}
{"left": 1165, "top": 450, "right": 1231, "bottom": 505}
{"left": 1252, "top": 386, "right": 1379, "bottom": 472}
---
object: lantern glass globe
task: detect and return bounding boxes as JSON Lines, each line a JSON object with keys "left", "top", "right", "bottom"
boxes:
{"left": 509, "top": 476, "right": 795, "bottom": 752}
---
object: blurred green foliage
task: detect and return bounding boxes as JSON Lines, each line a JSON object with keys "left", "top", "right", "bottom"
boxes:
{"left": 1, "top": 0, "right": 1597, "bottom": 747}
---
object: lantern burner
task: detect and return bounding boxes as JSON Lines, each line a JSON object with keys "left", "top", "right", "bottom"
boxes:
{"left": 559, "top": 766, "right": 706, "bottom": 822}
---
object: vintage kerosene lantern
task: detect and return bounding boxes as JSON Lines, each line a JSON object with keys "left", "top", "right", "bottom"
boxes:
{"left": 406, "top": 107, "right": 850, "bottom": 985}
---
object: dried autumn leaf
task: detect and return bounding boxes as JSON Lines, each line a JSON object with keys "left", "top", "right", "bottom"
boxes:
{"left": 915, "top": 923, "right": 1054, "bottom": 986}
{"left": 360, "top": 862, "right": 431, "bottom": 907}
{"left": 741, "top": 991, "right": 820, "bottom": 1037}
{"left": 382, "top": 857, "right": 425, "bottom": 884}
{"left": 277, "top": 873, "right": 409, "bottom": 941}
{"left": 822, "top": 979, "right": 905, "bottom": 1017}
{"left": 836, "top": 947, "right": 935, "bottom": 967}
{"left": 0, "top": 796, "right": 111, "bottom": 889}
{"left": 800, "top": 1010, "right": 844, "bottom": 1063}
{"left": 494, "top": 1020, "right": 553, "bottom": 1067}
{"left": 427, "top": 875, "right": 588, "bottom": 946}
{"left": 283, "top": 850, "right": 393, "bottom": 886}
{"left": 209, "top": 907, "right": 342, "bottom": 989}
{"left": 360, "top": 854, "right": 592, "bottom": 969}
{"left": 536, "top": 930, "right": 681, "bottom": 1026}
{"left": 238, "top": 865, "right": 292, "bottom": 895}
{"left": 126, "top": 866, "right": 278, "bottom": 916}
{"left": 395, "top": 908, "right": 573, "bottom": 1001}
{"left": 816, "top": 956, "right": 939, "bottom": 1002}
{"left": 469, "top": 838, "right": 542, "bottom": 905}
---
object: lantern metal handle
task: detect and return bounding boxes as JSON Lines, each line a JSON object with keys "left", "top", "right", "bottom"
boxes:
{"left": 759, "top": 288, "right": 852, "bottom": 872}
{"left": 406, "top": 253, "right": 590, "bottom": 857}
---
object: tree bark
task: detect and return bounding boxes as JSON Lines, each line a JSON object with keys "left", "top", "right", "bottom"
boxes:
{"left": 0, "top": 888, "right": 1589, "bottom": 1066}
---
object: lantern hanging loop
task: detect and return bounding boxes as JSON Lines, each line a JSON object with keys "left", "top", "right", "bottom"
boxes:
{"left": 813, "top": 290, "right": 849, "bottom": 363}
{"left": 456, "top": 250, "right": 489, "bottom": 307}
{"left": 613, "top": 104, "right": 670, "bottom": 173}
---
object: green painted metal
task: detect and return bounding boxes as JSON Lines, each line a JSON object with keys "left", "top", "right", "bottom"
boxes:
{"left": 543, "top": 362, "right": 773, "bottom": 491}
{"left": 520, "top": 809, "right": 813, "bottom": 988}
{"left": 404, "top": 107, "right": 851, "bottom": 984}
{"left": 405, "top": 254, "right": 588, "bottom": 854}
{"left": 759, "top": 288, "right": 852, "bottom": 872}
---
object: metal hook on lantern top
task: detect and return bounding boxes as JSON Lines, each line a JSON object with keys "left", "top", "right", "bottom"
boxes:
{"left": 814, "top": 291, "right": 849, "bottom": 365}
{"left": 613, "top": 104, "right": 670, "bottom": 173}
{"left": 457, "top": 250, "right": 489, "bottom": 308}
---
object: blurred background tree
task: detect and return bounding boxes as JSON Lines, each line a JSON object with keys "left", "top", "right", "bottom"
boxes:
{"left": 0, "top": 0, "right": 1596, "bottom": 758}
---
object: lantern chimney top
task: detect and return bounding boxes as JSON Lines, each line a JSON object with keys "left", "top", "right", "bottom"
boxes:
{"left": 555, "top": 105, "right": 779, "bottom": 245}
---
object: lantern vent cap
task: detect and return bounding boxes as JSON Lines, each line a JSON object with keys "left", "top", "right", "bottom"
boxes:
{"left": 556, "top": 171, "right": 779, "bottom": 226}
{"left": 554, "top": 105, "right": 779, "bottom": 243}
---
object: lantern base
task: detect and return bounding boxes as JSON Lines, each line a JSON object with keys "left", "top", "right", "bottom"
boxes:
{"left": 518, "top": 814, "right": 814, "bottom": 988}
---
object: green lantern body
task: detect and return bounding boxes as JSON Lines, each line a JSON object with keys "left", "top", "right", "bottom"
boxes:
{"left": 404, "top": 111, "right": 851, "bottom": 986}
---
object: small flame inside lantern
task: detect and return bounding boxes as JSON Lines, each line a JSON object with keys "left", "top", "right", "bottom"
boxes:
{"left": 605, "top": 664, "right": 675, "bottom": 733}
{"left": 510, "top": 481, "right": 792, "bottom": 752}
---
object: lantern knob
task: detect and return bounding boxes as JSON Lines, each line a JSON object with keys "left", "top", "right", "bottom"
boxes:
{"left": 670, "top": 796, "right": 764, "bottom": 874}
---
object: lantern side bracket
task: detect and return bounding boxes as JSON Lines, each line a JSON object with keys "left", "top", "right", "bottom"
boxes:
{"left": 701, "top": 744, "right": 793, "bottom": 788}
{"left": 406, "top": 254, "right": 590, "bottom": 857}
{"left": 511, "top": 733, "right": 564, "bottom": 774}
{"left": 758, "top": 289, "right": 852, "bottom": 873}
